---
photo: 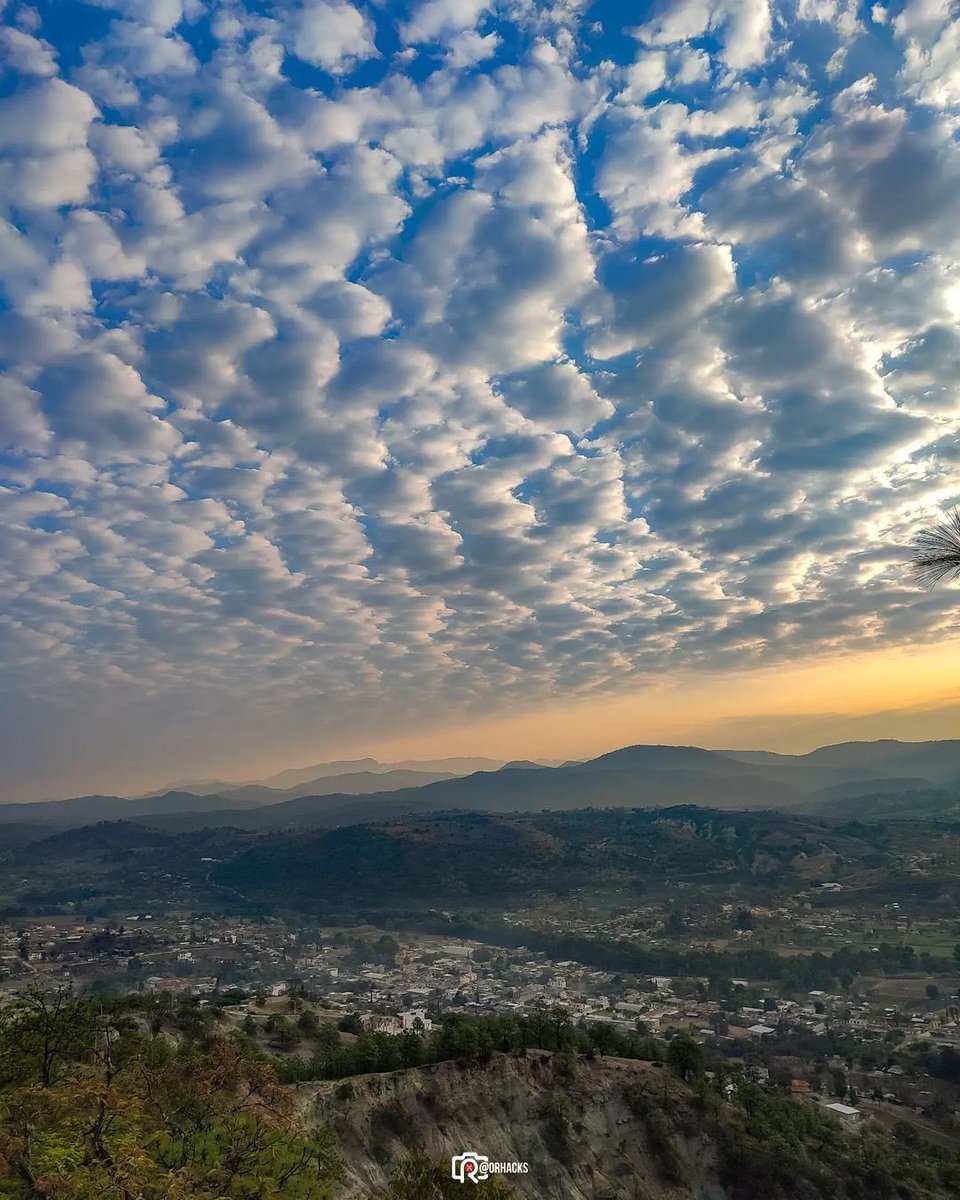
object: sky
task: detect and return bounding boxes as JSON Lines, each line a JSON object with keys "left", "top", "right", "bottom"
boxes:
{"left": 2, "top": 0, "right": 960, "bottom": 801}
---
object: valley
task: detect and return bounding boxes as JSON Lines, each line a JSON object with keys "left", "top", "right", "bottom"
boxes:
{"left": 5, "top": 739, "right": 960, "bottom": 1198}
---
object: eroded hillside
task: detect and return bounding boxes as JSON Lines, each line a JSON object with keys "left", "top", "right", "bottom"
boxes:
{"left": 307, "top": 1052, "right": 725, "bottom": 1200}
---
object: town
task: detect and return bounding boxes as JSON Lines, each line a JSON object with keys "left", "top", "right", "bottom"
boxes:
{"left": 5, "top": 884, "right": 960, "bottom": 1148}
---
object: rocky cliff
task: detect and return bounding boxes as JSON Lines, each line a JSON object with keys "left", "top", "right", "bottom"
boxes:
{"left": 302, "top": 1052, "right": 729, "bottom": 1200}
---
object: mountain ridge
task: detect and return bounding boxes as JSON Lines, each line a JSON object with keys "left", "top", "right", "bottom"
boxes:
{"left": 4, "top": 737, "right": 958, "bottom": 831}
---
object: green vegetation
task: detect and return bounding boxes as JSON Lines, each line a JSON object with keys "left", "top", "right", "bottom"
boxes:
{"left": 0, "top": 986, "right": 343, "bottom": 1198}
{"left": 2, "top": 985, "right": 960, "bottom": 1199}
{"left": 273, "top": 1006, "right": 663, "bottom": 1083}
{"left": 210, "top": 807, "right": 879, "bottom": 912}
{"left": 717, "top": 1083, "right": 960, "bottom": 1199}
{"left": 0, "top": 806, "right": 904, "bottom": 922}
{"left": 379, "top": 1152, "right": 512, "bottom": 1198}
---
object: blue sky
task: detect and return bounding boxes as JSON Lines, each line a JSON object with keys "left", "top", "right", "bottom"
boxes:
{"left": 2, "top": 0, "right": 960, "bottom": 799}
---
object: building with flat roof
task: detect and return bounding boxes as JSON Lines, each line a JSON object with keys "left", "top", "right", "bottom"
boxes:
{"left": 822, "top": 1102, "right": 862, "bottom": 1127}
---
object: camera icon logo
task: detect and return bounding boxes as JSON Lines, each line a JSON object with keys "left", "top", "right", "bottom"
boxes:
{"left": 451, "top": 1151, "right": 489, "bottom": 1183}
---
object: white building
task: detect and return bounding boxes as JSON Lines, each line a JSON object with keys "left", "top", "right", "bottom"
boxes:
{"left": 399, "top": 1008, "right": 434, "bottom": 1032}
{"left": 822, "top": 1102, "right": 863, "bottom": 1127}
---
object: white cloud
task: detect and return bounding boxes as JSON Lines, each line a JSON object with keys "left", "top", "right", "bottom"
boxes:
{"left": 0, "top": 77, "right": 98, "bottom": 153}
{"left": 2, "top": 0, "right": 960, "bottom": 796}
{"left": 288, "top": 0, "right": 378, "bottom": 73}
{"left": 596, "top": 102, "right": 729, "bottom": 238}
{"left": 634, "top": 0, "right": 773, "bottom": 71}
{"left": 0, "top": 26, "right": 57, "bottom": 75}
{"left": 894, "top": 0, "right": 960, "bottom": 108}
{"left": 402, "top": 0, "right": 489, "bottom": 45}
{"left": 83, "top": 0, "right": 186, "bottom": 34}
{"left": 0, "top": 78, "right": 98, "bottom": 210}
{"left": 446, "top": 29, "right": 501, "bottom": 67}
{"left": 618, "top": 51, "right": 668, "bottom": 102}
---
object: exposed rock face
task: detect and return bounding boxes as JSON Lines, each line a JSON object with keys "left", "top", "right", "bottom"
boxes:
{"left": 301, "top": 1053, "right": 730, "bottom": 1199}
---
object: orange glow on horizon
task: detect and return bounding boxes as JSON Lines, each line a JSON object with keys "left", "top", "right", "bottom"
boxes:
{"left": 356, "top": 637, "right": 960, "bottom": 765}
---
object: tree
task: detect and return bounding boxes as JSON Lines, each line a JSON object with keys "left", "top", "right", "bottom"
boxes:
{"left": 297, "top": 1009, "right": 320, "bottom": 1037}
{"left": 910, "top": 508, "right": 960, "bottom": 588}
{"left": 529, "top": 1000, "right": 548, "bottom": 1050}
{"left": 0, "top": 983, "right": 99, "bottom": 1088}
{"left": 666, "top": 1034, "right": 704, "bottom": 1082}
{"left": 0, "top": 1034, "right": 344, "bottom": 1197}
{"left": 587, "top": 1021, "right": 618, "bottom": 1057}
{"left": 549, "top": 1004, "right": 572, "bottom": 1051}
{"left": 265, "top": 1014, "right": 300, "bottom": 1050}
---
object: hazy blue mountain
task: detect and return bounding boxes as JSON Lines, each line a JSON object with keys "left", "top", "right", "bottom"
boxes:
{"left": 258, "top": 756, "right": 508, "bottom": 789}
{"left": 0, "top": 790, "right": 265, "bottom": 826}
{"left": 129, "top": 751, "right": 803, "bottom": 832}
{"left": 141, "top": 756, "right": 509, "bottom": 797}
{"left": 724, "top": 739, "right": 960, "bottom": 784}
{"left": 139, "top": 778, "right": 248, "bottom": 797}
{"left": 804, "top": 789, "right": 960, "bottom": 821}
{"left": 15, "top": 739, "right": 960, "bottom": 834}
{"left": 215, "top": 769, "right": 458, "bottom": 803}
{"left": 803, "top": 777, "right": 934, "bottom": 803}
{"left": 257, "top": 758, "right": 384, "bottom": 788}
{"left": 190, "top": 738, "right": 960, "bottom": 830}
{"left": 585, "top": 744, "right": 748, "bottom": 772}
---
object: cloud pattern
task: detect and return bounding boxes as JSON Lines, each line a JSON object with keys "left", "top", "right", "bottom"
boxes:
{"left": 2, "top": 0, "right": 960, "bottom": 790}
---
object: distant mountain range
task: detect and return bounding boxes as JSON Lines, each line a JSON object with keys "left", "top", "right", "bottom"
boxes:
{"left": 4, "top": 738, "right": 960, "bottom": 833}
{"left": 143, "top": 756, "right": 514, "bottom": 797}
{"left": 210, "top": 769, "right": 461, "bottom": 805}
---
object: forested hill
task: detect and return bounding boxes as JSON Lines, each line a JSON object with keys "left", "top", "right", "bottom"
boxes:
{"left": 208, "top": 804, "right": 875, "bottom": 911}
{"left": 0, "top": 803, "right": 936, "bottom": 929}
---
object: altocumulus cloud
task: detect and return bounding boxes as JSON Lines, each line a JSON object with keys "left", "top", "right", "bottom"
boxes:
{"left": 2, "top": 0, "right": 960, "bottom": 792}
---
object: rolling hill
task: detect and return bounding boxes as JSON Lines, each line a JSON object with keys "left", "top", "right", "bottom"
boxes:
{"left": 0, "top": 805, "right": 864, "bottom": 920}
{"left": 207, "top": 803, "right": 876, "bottom": 912}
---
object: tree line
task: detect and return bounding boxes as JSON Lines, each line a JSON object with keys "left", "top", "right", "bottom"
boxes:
{"left": 381, "top": 912, "right": 958, "bottom": 990}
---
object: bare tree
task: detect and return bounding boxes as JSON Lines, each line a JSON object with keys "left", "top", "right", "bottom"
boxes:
{"left": 910, "top": 508, "right": 960, "bottom": 589}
